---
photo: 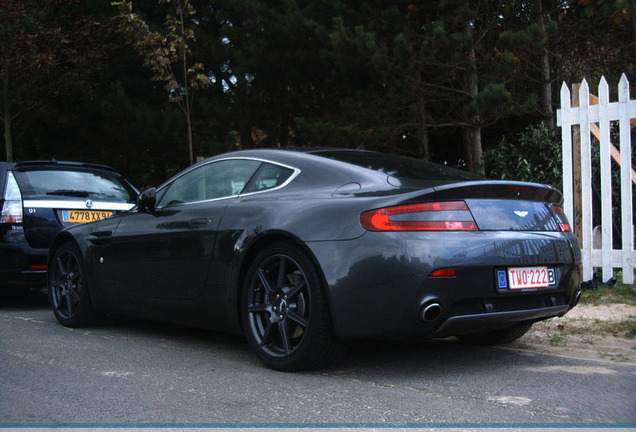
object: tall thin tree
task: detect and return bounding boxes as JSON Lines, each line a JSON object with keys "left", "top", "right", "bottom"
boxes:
{"left": 115, "top": 0, "right": 209, "bottom": 165}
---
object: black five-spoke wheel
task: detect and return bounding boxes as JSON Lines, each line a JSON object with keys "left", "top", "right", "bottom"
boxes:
{"left": 242, "top": 242, "right": 345, "bottom": 371}
{"left": 48, "top": 242, "right": 98, "bottom": 327}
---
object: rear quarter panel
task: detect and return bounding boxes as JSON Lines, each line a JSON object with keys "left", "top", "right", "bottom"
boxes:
{"left": 307, "top": 230, "right": 581, "bottom": 339}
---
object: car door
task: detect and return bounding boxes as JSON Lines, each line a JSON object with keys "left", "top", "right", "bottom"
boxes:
{"left": 96, "top": 158, "right": 262, "bottom": 300}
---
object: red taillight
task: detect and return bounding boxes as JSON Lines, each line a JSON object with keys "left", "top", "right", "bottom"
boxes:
{"left": 360, "top": 201, "right": 478, "bottom": 232}
{"left": 552, "top": 205, "right": 566, "bottom": 215}
{"left": 1, "top": 213, "right": 21, "bottom": 223}
{"left": 552, "top": 205, "right": 572, "bottom": 232}
{"left": 1, "top": 172, "right": 23, "bottom": 224}
{"left": 430, "top": 268, "right": 457, "bottom": 277}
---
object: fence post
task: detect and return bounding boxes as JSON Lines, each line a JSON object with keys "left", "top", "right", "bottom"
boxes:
{"left": 578, "top": 80, "right": 594, "bottom": 281}
{"left": 618, "top": 74, "right": 634, "bottom": 284}
{"left": 571, "top": 84, "right": 582, "bottom": 248}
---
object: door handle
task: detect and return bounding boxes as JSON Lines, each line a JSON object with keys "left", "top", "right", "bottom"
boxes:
{"left": 189, "top": 218, "right": 208, "bottom": 228}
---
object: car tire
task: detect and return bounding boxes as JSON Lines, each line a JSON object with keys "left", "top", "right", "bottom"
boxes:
{"left": 242, "top": 242, "right": 346, "bottom": 371}
{"left": 458, "top": 323, "right": 533, "bottom": 345}
{"left": 47, "top": 241, "right": 99, "bottom": 327}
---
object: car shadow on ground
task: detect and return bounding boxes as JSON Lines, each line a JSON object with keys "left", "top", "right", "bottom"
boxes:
{"left": 1, "top": 289, "right": 560, "bottom": 376}
{"left": 335, "top": 338, "right": 528, "bottom": 375}
{"left": 90, "top": 316, "right": 540, "bottom": 377}
{"left": 0, "top": 287, "right": 49, "bottom": 310}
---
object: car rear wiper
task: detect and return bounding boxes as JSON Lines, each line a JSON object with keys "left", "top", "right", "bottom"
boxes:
{"left": 46, "top": 190, "right": 92, "bottom": 198}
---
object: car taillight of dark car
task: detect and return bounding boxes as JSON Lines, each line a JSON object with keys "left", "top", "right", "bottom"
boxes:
{"left": 360, "top": 201, "right": 478, "bottom": 231}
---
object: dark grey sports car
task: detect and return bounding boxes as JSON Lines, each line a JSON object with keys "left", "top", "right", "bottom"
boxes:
{"left": 47, "top": 148, "right": 582, "bottom": 371}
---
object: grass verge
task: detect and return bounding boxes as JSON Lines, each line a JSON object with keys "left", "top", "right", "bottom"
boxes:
{"left": 579, "top": 273, "right": 636, "bottom": 306}
{"left": 536, "top": 274, "right": 636, "bottom": 342}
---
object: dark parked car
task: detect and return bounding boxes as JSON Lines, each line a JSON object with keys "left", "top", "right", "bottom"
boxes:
{"left": 0, "top": 160, "right": 138, "bottom": 291}
{"left": 47, "top": 149, "right": 582, "bottom": 371}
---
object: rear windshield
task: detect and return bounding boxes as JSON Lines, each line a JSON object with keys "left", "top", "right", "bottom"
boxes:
{"left": 312, "top": 150, "right": 482, "bottom": 182}
{"left": 14, "top": 169, "right": 135, "bottom": 202}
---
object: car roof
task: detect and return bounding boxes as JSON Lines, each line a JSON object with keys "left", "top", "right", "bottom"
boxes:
{"left": 3, "top": 160, "right": 120, "bottom": 173}
{"left": 202, "top": 147, "right": 480, "bottom": 184}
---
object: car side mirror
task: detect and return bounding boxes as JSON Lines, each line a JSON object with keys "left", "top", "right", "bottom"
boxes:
{"left": 137, "top": 187, "right": 157, "bottom": 212}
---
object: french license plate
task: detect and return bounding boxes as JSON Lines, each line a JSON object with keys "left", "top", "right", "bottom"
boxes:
{"left": 503, "top": 266, "right": 555, "bottom": 289}
{"left": 62, "top": 210, "right": 113, "bottom": 223}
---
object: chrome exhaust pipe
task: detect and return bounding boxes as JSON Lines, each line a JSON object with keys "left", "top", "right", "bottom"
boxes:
{"left": 420, "top": 302, "right": 442, "bottom": 322}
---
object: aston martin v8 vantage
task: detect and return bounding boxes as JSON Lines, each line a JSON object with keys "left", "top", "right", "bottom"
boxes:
{"left": 47, "top": 149, "right": 582, "bottom": 371}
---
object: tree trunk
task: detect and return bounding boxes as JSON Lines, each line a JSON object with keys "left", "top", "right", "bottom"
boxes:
{"left": 185, "top": 106, "right": 194, "bottom": 165}
{"left": 2, "top": 74, "right": 13, "bottom": 162}
{"left": 536, "top": 0, "right": 554, "bottom": 130}
{"left": 632, "top": 0, "right": 636, "bottom": 61}
{"left": 177, "top": 0, "right": 194, "bottom": 166}
{"left": 463, "top": 132, "right": 474, "bottom": 173}
{"left": 416, "top": 83, "right": 430, "bottom": 161}
{"left": 463, "top": 126, "right": 482, "bottom": 174}
{"left": 463, "top": 20, "right": 484, "bottom": 175}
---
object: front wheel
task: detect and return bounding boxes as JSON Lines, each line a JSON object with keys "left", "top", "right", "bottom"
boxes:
{"left": 242, "top": 242, "right": 346, "bottom": 371}
{"left": 48, "top": 242, "right": 99, "bottom": 327}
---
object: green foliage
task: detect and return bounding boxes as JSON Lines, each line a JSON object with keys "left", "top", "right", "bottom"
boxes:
{"left": 2, "top": 0, "right": 635, "bottom": 189}
{"left": 466, "top": 83, "right": 513, "bottom": 118}
{"left": 0, "top": 0, "right": 110, "bottom": 160}
{"left": 484, "top": 123, "right": 562, "bottom": 188}
{"left": 581, "top": 272, "right": 636, "bottom": 306}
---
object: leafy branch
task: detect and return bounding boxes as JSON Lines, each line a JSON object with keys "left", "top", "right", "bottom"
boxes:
{"left": 113, "top": 0, "right": 209, "bottom": 165}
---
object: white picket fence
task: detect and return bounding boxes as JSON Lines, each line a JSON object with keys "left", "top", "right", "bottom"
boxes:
{"left": 557, "top": 74, "right": 635, "bottom": 284}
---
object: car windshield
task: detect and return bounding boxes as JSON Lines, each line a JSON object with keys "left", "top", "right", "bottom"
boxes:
{"left": 16, "top": 170, "right": 135, "bottom": 202}
{"left": 312, "top": 150, "right": 482, "bottom": 182}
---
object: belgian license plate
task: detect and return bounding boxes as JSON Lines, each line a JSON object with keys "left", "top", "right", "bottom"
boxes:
{"left": 62, "top": 210, "right": 113, "bottom": 223}
{"left": 505, "top": 266, "right": 555, "bottom": 289}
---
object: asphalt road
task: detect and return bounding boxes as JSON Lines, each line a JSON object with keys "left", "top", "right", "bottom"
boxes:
{"left": 1, "top": 290, "right": 635, "bottom": 426}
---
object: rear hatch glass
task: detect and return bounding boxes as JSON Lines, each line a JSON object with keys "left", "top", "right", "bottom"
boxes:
{"left": 466, "top": 199, "right": 559, "bottom": 231}
{"left": 14, "top": 169, "right": 137, "bottom": 248}
{"left": 16, "top": 170, "right": 135, "bottom": 202}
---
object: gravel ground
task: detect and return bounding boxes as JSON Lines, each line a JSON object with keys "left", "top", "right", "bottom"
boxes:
{"left": 510, "top": 303, "right": 636, "bottom": 364}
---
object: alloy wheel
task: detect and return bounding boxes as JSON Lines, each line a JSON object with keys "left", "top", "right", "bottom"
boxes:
{"left": 49, "top": 248, "right": 84, "bottom": 320}
{"left": 48, "top": 242, "right": 98, "bottom": 327}
{"left": 246, "top": 254, "right": 311, "bottom": 358}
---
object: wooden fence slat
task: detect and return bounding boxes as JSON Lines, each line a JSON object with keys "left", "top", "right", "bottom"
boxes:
{"left": 598, "top": 77, "right": 612, "bottom": 281}
{"left": 618, "top": 74, "right": 634, "bottom": 284}
{"left": 559, "top": 83, "right": 574, "bottom": 226}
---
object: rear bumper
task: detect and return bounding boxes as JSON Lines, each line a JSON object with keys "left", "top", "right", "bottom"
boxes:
{"left": 0, "top": 231, "right": 47, "bottom": 289}
{"left": 0, "top": 268, "right": 47, "bottom": 289}
{"left": 430, "top": 305, "right": 571, "bottom": 338}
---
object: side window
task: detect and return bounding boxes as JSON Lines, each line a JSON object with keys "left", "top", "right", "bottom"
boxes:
{"left": 157, "top": 159, "right": 261, "bottom": 207}
{"left": 242, "top": 163, "right": 295, "bottom": 194}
